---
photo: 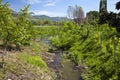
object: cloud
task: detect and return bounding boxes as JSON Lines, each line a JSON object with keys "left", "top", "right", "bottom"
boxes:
{"left": 25, "top": 0, "right": 41, "bottom": 4}
{"left": 44, "top": 0, "right": 56, "bottom": 7}
{"left": 44, "top": 2, "right": 56, "bottom": 7}
{"left": 32, "top": 10, "right": 66, "bottom": 17}
{"left": 24, "top": 0, "right": 57, "bottom": 6}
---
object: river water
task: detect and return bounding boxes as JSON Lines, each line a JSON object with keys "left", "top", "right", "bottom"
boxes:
{"left": 42, "top": 38, "right": 82, "bottom": 80}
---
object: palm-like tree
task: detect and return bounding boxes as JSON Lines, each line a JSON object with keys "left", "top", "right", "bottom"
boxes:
{"left": 116, "top": 1, "right": 120, "bottom": 10}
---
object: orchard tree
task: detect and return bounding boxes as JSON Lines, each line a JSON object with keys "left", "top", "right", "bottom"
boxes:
{"left": 0, "top": 1, "right": 15, "bottom": 50}
{"left": 0, "top": 0, "right": 36, "bottom": 67}
{"left": 0, "top": 0, "right": 16, "bottom": 67}
{"left": 13, "top": 5, "right": 34, "bottom": 50}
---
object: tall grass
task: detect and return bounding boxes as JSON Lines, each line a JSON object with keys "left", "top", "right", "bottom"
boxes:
{"left": 18, "top": 54, "right": 47, "bottom": 68}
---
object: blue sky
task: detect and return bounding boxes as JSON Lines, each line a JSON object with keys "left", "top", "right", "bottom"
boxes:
{"left": 3, "top": 0, "right": 120, "bottom": 17}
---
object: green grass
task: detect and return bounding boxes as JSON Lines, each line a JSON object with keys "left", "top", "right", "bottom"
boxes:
{"left": 18, "top": 54, "right": 47, "bottom": 68}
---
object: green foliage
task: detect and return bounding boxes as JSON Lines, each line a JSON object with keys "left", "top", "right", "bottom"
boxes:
{"left": 69, "top": 24, "right": 120, "bottom": 80}
{"left": 0, "top": 2, "right": 15, "bottom": 46}
{"left": 50, "top": 21, "right": 80, "bottom": 49}
{"left": 51, "top": 21, "right": 120, "bottom": 79}
{"left": 106, "top": 12, "right": 120, "bottom": 33}
{"left": 0, "top": 1, "right": 37, "bottom": 50}
{"left": 36, "top": 26, "right": 59, "bottom": 38}
{"left": 12, "top": 5, "right": 34, "bottom": 47}
{"left": 18, "top": 54, "right": 47, "bottom": 68}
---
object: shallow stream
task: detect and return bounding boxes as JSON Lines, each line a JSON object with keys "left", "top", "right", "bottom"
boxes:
{"left": 42, "top": 38, "right": 82, "bottom": 80}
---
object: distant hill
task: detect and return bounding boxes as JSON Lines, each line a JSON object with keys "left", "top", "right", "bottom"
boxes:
{"left": 32, "top": 15, "right": 69, "bottom": 22}
{"left": 11, "top": 10, "right": 69, "bottom": 22}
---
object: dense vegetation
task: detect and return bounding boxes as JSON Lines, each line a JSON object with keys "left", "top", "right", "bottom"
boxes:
{"left": 0, "top": 0, "right": 120, "bottom": 79}
{"left": 50, "top": 21, "right": 120, "bottom": 80}
{"left": 0, "top": 1, "right": 55, "bottom": 79}
{"left": 50, "top": 1, "right": 120, "bottom": 79}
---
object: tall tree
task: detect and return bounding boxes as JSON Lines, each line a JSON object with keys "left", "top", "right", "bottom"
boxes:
{"left": 99, "top": 0, "right": 108, "bottom": 24}
{"left": 67, "top": 5, "right": 84, "bottom": 25}
{"left": 115, "top": 1, "right": 120, "bottom": 33}
{"left": 99, "top": 0, "right": 107, "bottom": 13}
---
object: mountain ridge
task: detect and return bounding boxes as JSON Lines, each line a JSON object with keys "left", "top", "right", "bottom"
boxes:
{"left": 11, "top": 10, "right": 69, "bottom": 22}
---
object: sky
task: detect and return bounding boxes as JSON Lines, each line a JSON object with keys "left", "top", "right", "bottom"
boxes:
{"left": 2, "top": 0, "right": 120, "bottom": 17}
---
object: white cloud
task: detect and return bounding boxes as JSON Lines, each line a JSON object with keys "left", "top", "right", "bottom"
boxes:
{"left": 44, "top": 0, "right": 57, "bottom": 7}
{"left": 32, "top": 10, "right": 66, "bottom": 17}
{"left": 24, "top": 0, "right": 57, "bottom": 6}
{"left": 25, "top": 0, "right": 41, "bottom": 4}
{"left": 44, "top": 2, "right": 56, "bottom": 7}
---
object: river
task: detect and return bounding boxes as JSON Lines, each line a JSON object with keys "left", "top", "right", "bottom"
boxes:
{"left": 42, "top": 37, "right": 82, "bottom": 80}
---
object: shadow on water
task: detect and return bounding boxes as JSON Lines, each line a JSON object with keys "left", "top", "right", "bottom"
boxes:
{"left": 42, "top": 37, "right": 83, "bottom": 80}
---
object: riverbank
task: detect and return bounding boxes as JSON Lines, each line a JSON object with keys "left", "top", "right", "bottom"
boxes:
{"left": 0, "top": 39, "right": 84, "bottom": 80}
{"left": 0, "top": 41, "right": 55, "bottom": 80}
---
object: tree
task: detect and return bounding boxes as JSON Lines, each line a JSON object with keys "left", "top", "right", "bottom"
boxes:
{"left": 116, "top": 1, "right": 120, "bottom": 10}
{"left": 0, "top": 0, "right": 17, "bottom": 67}
{"left": 99, "top": 0, "right": 107, "bottom": 13}
{"left": 115, "top": 1, "right": 120, "bottom": 33}
{"left": 86, "top": 11, "right": 99, "bottom": 24}
{"left": 67, "top": 6, "right": 74, "bottom": 19}
{"left": 0, "top": 1, "right": 14, "bottom": 50}
{"left": 13, "top": 5, "right": 34, "bottom": 50}
{"left": 67, "top": 5, "right": 84, "bottom": 25}
{"left": 99, "top": 0, "right": 108, "bottom": 24}
{"left": 107, "top": 1, "right": 120, "bottom": 33}
{"left": 0, "top": 0, "right": 37, "bottom": 68}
